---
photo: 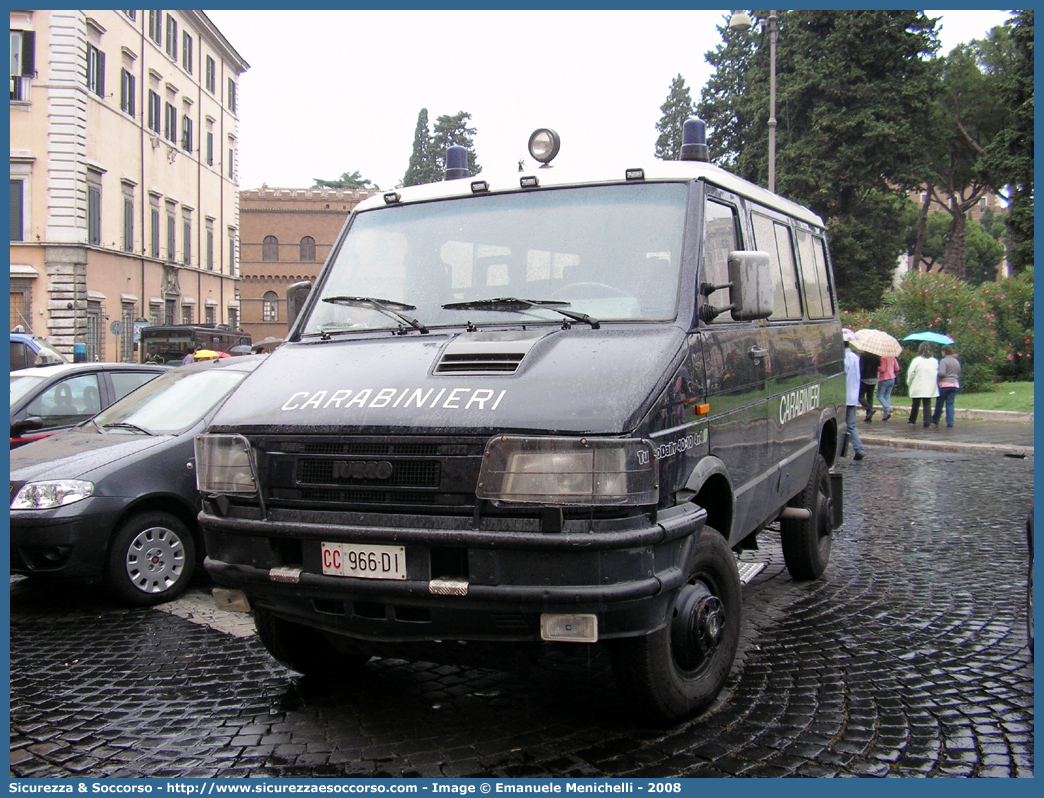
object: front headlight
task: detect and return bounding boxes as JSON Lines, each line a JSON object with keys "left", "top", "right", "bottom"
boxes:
{"left": 11, "top": 479, "right": 94, "bottom": 510}
{"left": 477, "top": 435, "right": 658, "bottom": 506}
{"left": 195, "top": 434, "right": 258, "bottom": 494}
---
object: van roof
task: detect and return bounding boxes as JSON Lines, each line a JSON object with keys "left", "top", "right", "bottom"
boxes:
{"left": 356, "top": 158, "right": 824, "bottom": 228}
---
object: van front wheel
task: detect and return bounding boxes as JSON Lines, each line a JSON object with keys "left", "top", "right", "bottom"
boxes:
{"left": 254, "top": 606, "right": 371, "bottom": 676}
{"left": 780, "top": 453, "right": 833, "bottom": 580}
{"left": 610, "top": 526, "right": 741, "bottom": 723}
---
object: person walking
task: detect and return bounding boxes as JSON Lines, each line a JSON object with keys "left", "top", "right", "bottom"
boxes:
{"left": 876, "top": 354, "right": 900, "bottom": 421}
{"left": 906, "top": 342, "right": 939, "bottom": 428}
{"left": 859, "top": 351, "right": 881, "bottom": 421}
{"left": 182, "top": 347, "right": 197, "bottom": 365}
{"left": 843, "top": 330, "right": 865, "bottom": 460}
{"left": 932, "top": 345, "right": 962, "bottom": 428}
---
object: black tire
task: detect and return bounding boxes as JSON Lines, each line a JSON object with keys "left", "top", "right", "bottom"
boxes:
{"left": 107, "top": 511, "right": 196, "bottom": 606}
{"left": 780, "top": 454, "right": 833, "bottom": 580}
{"left": 254, "top": 605, "right": 370, "bottom": 676}
{"left": 610, "top": 526, "right": 741, "bottom": 724}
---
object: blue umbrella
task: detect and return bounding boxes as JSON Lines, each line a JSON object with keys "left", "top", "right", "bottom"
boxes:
{"left": 903, "top": 331, "right": 954, "bottom": 345}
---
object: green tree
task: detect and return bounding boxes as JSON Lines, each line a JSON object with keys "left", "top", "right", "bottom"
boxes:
{"left": 981, "top": 10, "right": 1033, "bottom": 271}
{"left": 312, "top": 170, "right": 379, "bottom": 190}
{"left": 654, "top": 74, "right": 696, "bottom": 160}
{"left": 431, "top": 111, "right": 481, "bottom": 177}
{"left": 698, "top": 10, "right": 941, "bottom": 309}
{"left": 921, "top": 33, "right": 1011, "bottom": 278}
{"left": 403, "top": 108, "right": 439, "bottom": 187}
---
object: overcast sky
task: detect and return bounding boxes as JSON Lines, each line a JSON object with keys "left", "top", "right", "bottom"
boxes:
{"left": 204, "top": 9, "right": 1013, "bottom": 193}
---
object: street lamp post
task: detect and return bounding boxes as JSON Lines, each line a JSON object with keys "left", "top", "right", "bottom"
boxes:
{"left": 729, "top": 9, "right": 778, "bottom": 193}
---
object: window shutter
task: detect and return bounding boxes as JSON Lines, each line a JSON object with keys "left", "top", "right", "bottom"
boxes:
{"left": 10, "top": 180, "right": 24, "bottom": 241}
{"left": 97, "top": 50, "right": 105, "bottom": 97}
{"left": 21, "top": 31, "right": 35, "bottom": 76}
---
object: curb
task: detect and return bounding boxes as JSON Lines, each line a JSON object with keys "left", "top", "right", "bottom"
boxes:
{"left": 861, "top": 434, "right": 1033, "bottom": 459}
{"left": 885, "top": 407, "right": 1033, "bottom": 423}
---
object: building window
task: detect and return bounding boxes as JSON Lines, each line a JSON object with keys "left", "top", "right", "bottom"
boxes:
{"left": 122, "top": 184, "right": 134, "bottom": 252}
{"left": 10, "top": 30, "right": 35, "bottom": 101}
{"left": 148, "top": 11, "right": 162, "bottom": 44}
{"left": 87, "top": 44, "right": 105, "bottom": 98}
{"left": 121, "top": 303, "right": 136, "bottom": 362}
{"left": 120, "top": 68, "right": 135, "bottom": 116}
{"left": 300, "top": 236, "right": 316, "bottom": 261}
{"left": 228, "top": 228, "right": 236, "bottom": 276}
{"left": 228, "top": 305, "right": 239, "bottom": 330}
{"left": 263, "top": 291, "right": 279, "bottom": 322}
{"left": 227, "top": 146, "right": 234, "bottom": 179}
{"left": 149, "top": 195, "right": 161, "bottom": 258}
{"left": 86, "top": 303, "right": 103, "bottom": 362}
{"left": 227, "top": 77, "right": 236, "bottom": 113}
{"left": 164, "top": 298, "right": 176, "bottom": 325}
{"left": 182, "top": 31, "right": 192, "bottom": 73}
{"left": 181, "top": 113, "right": 193, "bottom": 153}
{"left": 182, "top": 305, "right": 193, "bottom": 325}
{"left": 165, "top": 14, "right": 178, "bottom": 60}
{"left": 204, "top": 305, "right": 216, "bottom": 325}
{"left": 147, "top": 90, "right": 160, "bottom": 132}
{"left": 87, "top": 171, "right": 102, "bottom": 246}
{"left": 205, "top": 55, "right": 216, "bottom": 94}
{"left": 263, "top": 235, "right": 279, "bottom": 262}
{"left": 206, "top": 131, "right": 214, "bottom": 166}
{"left": 164, "top": 102, "right": 177, "bottom": 143}
{"left": 149, "top": 302, "right": 162, "bottom": 327}
{"left": 182, "top": 210, "right": 192, "bottom": 265}
{"left": 206, "top": 220, "right": 214, "bottom": 271}
{"left": 124, "top": 11, "right": 137, "bottom": 22}
{"left": 166, "top": 201, "right": 176, "bottom": 261}
{"left": 10, "top": 179, "right": 24, "bottom": 241}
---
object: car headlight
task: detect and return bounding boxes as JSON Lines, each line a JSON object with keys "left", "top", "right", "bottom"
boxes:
{"left": 194, "top": 434, "right": 258, "bottom": 494}
{"left": 476, "top": 435, "right": 658, "bottom": 506}
{"left": 11, "top": 479, "right": 94, "bottom": 510}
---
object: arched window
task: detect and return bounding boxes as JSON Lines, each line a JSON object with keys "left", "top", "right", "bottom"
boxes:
{"left": 262, "top": 291, "right": 279, "bottom": 322}
{"left": 300, "top": 236, "right": 316, "bottom": 262}
{"left": 262, "top": 235, "right": 279, "bottom": 261}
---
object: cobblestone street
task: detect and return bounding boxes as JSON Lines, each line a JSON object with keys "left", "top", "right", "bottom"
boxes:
{"left": 10, "top": 448, "right": 1034, "bottom": 778}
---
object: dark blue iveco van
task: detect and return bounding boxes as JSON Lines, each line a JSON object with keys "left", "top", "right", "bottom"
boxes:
{"left": 197, "top": 121, "right": 847, "bottom": 723}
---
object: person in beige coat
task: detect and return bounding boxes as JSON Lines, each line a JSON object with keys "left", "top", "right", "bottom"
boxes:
{"left": 906, "top": 342, "right": 939, "bottom": 428}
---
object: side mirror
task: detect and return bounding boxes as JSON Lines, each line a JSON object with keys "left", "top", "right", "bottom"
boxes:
{"left": 286, "top": 280, "right": 312, "bottom": 329}
{"left": 699, "top": 251, "right": 775, "bottom": 323}
{"left": 12, "top": 416, "right": 44, "bottom": 437}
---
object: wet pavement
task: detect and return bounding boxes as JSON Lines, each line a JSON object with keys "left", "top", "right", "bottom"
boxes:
{"left": 9, "top": 446, "right": 1034, "bottom": 779}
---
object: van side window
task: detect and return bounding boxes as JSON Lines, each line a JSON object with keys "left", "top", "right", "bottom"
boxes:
{"left": 702, "top": 199, "right": 740, "bottom": 321}
{"left": 796, "top": 229, "right": 834, "bottom": 319}
{"left": 751, "top": 212, "right": 802, "bottom": 320}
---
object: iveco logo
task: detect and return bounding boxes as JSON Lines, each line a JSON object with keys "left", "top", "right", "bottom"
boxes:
{"left": 332, "top": 460, "right": 394, "bottom": 481}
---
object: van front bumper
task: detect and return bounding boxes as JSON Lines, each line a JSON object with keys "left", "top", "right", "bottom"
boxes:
{"left": 201, "top": 503, "right": 706, "bottom": 643}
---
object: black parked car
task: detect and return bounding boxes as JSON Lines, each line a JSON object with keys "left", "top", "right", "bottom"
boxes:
{"left": 11, "top": 362, "right": 168, "bottom": 448}
{"left": 10, "top": 356, "right": 264, "bottom": 606}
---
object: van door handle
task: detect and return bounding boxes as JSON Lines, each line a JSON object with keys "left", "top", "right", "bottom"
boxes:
{"left": 749, "top": 346, "right": 768, "bottom": 360}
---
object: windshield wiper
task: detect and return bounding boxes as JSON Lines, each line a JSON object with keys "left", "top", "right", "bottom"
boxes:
{"left": 101, "top": 421, "right": 152, "bottom": 435}
{"left": 443, "top": 297, "right": 600, "bottom": 329}
{"left": 322, "top": 296, "right": 429, "bottom": 335}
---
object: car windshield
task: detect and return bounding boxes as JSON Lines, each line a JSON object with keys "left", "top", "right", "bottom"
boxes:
{"left": 10, "top": 374, "right": 47, "bottom": 407}
{"left": 92, "top": 366, "right": 248, "bottom": 435}
{"left": 302, "top": 182, "right": 688, "bottom": 336}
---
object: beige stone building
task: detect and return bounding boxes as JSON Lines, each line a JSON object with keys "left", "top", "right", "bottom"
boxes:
{"left": 9, "top": 10, "right": 248, "bottom": 362}
{"left": 238, "top": 186, "right": 375, "bottom": 344}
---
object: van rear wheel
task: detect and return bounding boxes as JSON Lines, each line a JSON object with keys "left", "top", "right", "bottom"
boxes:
{"left": 254, "top": 606, "right": 370, "bottom": 676}
{"left": 780, "top": 453, "right": 833, "bottom": 580}
{"left": 610, "top": 526, "right": 741, "bottom": 723}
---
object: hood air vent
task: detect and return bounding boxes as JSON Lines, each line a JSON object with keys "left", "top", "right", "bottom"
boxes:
{"left": 433, "top": 330, "right": 550, "bottom": 376}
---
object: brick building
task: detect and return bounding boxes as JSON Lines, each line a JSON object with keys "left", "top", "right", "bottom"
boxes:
{"left": 9, "top": 10, "right": 248, "bottom": 362}
{"left": 238, "top": 186, "right": 375, "bottom": 343}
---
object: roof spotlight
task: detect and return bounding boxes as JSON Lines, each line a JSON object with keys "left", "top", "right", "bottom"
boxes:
{"left": 528, "top": 128, "right": 561, "bottom": 166}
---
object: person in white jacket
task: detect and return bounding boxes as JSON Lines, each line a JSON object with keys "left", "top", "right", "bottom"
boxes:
{"left": 906, "top": 342, "right": 939, "bottom": 428}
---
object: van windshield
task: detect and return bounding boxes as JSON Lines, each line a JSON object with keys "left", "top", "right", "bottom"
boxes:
{"left": 303, "top": 182, "right": 688, "bottom": 335}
